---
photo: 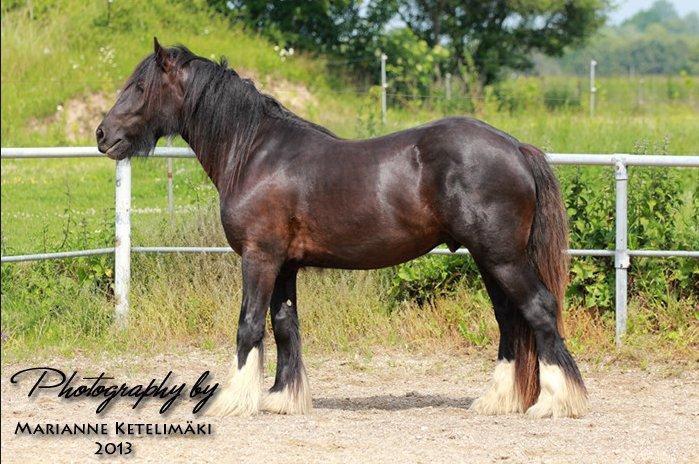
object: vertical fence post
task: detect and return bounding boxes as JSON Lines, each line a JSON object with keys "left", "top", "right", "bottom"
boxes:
{"left": 380, "top": 53, "right": 387, "bottom": 125}
{"left": 114, "top": 157, "right": 132, "bottom": 327}
{"left": 166, "top": 138, "right": 174, "bottom": 214}
{"left": 445, "top": 72, "right": 452, "bottom": 101}
{"left": 589, "top": 59, "right": 597, "bottom": 117}
{"left": 614, "top": 158, "right": 629, "bottom": 346}
{"left": 167, "top": 158, "right": 174, "bottom": 213}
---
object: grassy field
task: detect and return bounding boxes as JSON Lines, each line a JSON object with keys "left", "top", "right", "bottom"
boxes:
{"left": 1, "top": 0, "right": 697, "bottom": 362}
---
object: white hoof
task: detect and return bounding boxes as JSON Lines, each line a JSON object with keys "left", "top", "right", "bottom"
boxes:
{"left": 207, "top": 347, "right": 263, "bottom": 417}
{"left": 525, "top": 362, "right": 588, "bottom": 418}
{"left": 470, "top": 361, "right": 523, "bottom": 415}
{"left": 261, "top": 365, "right": 312, "bottom": 415}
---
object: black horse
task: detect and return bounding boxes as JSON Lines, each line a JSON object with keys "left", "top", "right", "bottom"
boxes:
{"left": 97, "top": 39, "right": 587, "bottom": 418}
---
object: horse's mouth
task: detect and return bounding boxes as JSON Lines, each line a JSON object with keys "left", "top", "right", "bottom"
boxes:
{"left": 105, "top": 140, "right": 130, "bottom": 160}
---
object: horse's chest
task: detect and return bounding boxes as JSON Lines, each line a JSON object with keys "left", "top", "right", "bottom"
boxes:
{"left": 219, "top": 196, "right": 292, "bottom": 254}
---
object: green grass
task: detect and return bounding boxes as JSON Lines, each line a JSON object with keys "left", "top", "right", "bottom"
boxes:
{"left": 1, "top": 0, "right": 698, "bottom": 361}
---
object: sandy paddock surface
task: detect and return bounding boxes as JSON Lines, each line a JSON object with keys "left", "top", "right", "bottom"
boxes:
{"left": 2, "top": 350, "right": 697, "bottom": 463}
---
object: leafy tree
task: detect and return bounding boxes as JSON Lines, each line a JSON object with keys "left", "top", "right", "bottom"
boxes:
{"left": 213, "top": 0, "right": 607, "bottom": 87}
{"left": 390, "top": 0, "right": 608, "bottom": 85}
{"left": 548, "top": 1, "right": 699, "bottom": 75}
{"left": 621, "top": 0, "right": 699, "bottom": 36}
{"left": 621, "top": 0, "right": 678, "bottom": 32}
{"left": 208, "top": 0, "right": 361, "bottom": 51}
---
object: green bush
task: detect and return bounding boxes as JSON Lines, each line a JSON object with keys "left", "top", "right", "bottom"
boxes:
{"left": 560, "top": 166, "right": 615, "bottom": 308}
{"left": 388, "top": 255, "right": 479, "bottom": 306}
{"left": 1, "top": 258, "right": 114, "bottom": 350}
{"left": 380, "top": 28, "right": 450, "bottom": 99}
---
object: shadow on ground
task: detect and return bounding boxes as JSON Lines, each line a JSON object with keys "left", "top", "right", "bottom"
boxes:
{"left": 314, "top": 393, "right": 474, "bottom": 411}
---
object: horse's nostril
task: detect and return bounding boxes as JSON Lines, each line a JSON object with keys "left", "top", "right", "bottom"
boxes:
{"left": 96, "top": 127, "right": 104, "bottom": 141}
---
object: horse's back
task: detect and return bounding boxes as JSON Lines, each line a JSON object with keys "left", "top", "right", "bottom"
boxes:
{"left": 330, "top": 116, "right": 530, "bottom": 178}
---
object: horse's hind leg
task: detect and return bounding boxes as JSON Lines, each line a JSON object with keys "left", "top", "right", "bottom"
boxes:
{"left": 207, "top": 250, "right": 280, "bottom": 416}
{"left": 262, "top": 267, "right": 312, "bottom": 414}
{"left": 484, "top": 257, "right": 587, "bottom": 418}
{"left": 469, "top": 269, "right": 525, "bottom": 414}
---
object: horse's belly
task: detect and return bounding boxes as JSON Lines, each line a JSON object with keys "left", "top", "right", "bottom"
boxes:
{"left": 290, "top": 226, "right": 444, "bottom": 270}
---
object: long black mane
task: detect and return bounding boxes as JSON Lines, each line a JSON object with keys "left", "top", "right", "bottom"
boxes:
{"left": 135, "top": 45, "right": 337, "bottom": 185}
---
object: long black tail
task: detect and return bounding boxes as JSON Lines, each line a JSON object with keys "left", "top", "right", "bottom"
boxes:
{"left": 515, "top": 143, "right": 570, "bottom": 409}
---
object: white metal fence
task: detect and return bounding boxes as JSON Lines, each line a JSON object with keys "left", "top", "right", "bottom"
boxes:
{"left": 2, "top": 147, "right": 698, "bottom": 345}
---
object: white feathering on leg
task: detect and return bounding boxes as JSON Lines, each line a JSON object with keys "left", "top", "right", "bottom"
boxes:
{"left": 525, "top": 362, "right": 588, "bottom": 418}
{"left": 261, "top": 364, "right": 312, "bottom": 414}
{"left": 206, "top": 347, "right": 263, "bottom": 417}
{"left": 470, "top": 361, "right": 523, "bottom": 415}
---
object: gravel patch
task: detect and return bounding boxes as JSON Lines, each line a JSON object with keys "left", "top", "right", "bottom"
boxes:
{"left": 2, "top": 350, "right": 697, "bottom": 463}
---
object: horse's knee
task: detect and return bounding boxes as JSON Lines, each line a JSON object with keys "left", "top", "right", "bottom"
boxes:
{"left": 237, "top": 319, "right": 266, "bottom": 363}
{"left": 238, "top": 319, "right": 265, "bottom": 343}
{"left": 272, "top": 303, "right": 299, "bottom": 342}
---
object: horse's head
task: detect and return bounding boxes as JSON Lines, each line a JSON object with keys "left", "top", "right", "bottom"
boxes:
{"left": 97, "top": 38, "right": 185, "bottom": 160}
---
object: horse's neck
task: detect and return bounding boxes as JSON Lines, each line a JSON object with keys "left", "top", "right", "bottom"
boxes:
{"left": 179, "top": 126, "right": 229, "bottom": 188}
{"left": 181, "top": 103, "right": 333, "bottom": 191}
{"left": 179, "top": 111, "right": 267, "bottom": 190}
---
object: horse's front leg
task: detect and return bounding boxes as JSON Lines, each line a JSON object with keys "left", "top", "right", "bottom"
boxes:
{"left": 262, "top": 267, "right": 312, "bottom": 414}
{"left": 207, "top": 250, "right": 280, "bottom": 416}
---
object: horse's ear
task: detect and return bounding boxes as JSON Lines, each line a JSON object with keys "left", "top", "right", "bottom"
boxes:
{"left": 153, "top": 37, "right": 171, "bottom": 72}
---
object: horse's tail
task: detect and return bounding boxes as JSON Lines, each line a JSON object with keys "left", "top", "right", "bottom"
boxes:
{"left": 515, "top": 143, "right": 570, "bottom": 410}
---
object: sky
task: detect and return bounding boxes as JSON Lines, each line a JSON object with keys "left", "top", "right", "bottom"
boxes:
{"left": 608, "top": 0, "right": 699, "bottom": 24}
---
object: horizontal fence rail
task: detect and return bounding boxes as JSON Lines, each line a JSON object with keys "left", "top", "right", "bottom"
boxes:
{"left": 0, "top": 248, "right": 115, "bottom": 263}
{"left": 5, "top": 246, "right": 696, "bottom": 263}
{"left": 2, "top": 147, "right": 699, "bottom": 346}
{"left": 4, "top": 146, "right": 699, "bottom": 166}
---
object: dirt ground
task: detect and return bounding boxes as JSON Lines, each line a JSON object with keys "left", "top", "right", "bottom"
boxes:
{"left": 2, "top": 350, "right": 697, "bottom": 463}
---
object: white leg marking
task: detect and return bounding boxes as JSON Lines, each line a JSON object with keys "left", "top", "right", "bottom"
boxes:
{"left": 261, "top": 364, "right": 312, "bottom": 415}
{"left": 526, "top": 362, "right": 588, "bottom": 418}
{"left": 206, "top": 347, "right": 263, "bottom": 417}
{"left": 470, "top": 360, "right": 523, "bottom": 415}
